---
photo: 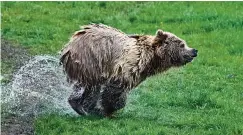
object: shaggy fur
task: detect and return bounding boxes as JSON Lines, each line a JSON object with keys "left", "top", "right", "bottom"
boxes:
{"left": 60, "top": 23, "right": 197, "bottom": 116}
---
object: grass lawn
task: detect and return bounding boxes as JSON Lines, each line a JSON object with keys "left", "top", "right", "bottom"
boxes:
{"left": 2, "top": 2, "right": 243, "bottom": 135}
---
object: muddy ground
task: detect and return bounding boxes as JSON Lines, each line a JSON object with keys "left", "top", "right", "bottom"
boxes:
{"left": 1, "top": 39, "right": 34, "bottom": 135}
{"left": 1, "top": 39, "right": 30, "bottom": 84}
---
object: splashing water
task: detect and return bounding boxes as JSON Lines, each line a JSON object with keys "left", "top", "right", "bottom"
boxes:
{"left": 1, "top": 55, "right": 77, "bottom": 116}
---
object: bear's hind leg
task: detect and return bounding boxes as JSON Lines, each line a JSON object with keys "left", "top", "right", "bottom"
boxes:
{"left": 68, "top": 86, "right": 88, "bottom": 115}
{"left": 68, "top": 85, "right": 105, "bottom": 116}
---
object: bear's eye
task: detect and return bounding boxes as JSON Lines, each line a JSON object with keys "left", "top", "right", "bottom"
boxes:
{"left": 180, "top": 44, "right": 185, "bottom": 48}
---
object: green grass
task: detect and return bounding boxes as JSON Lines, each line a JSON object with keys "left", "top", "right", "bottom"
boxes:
{"left": 2, "top": 2, "right": 243, "bottom": 135}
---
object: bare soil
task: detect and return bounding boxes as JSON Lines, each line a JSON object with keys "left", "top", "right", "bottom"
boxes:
{"left": 1, "top": 39, "right": 30, "bottom": 83}
{"left": 1, "top": 114, "right": 34, "bottom": 135}
{"left": 1, "top": 39, "right": 34, "bottom": 135}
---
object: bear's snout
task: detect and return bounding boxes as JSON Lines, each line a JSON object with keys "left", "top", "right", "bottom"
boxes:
{"left": 191, "top": 49, "right": 198, "bottom": 57}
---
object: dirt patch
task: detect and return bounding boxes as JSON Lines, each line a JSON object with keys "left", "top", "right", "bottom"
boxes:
{"left": 1, "top": 39, "right": 30, "bottom": 83}
{"left": 1, "top": 114, "right": 34, "bottom": 135}
{"left": 1, "top": 39, "right": 34, "bottom": 135}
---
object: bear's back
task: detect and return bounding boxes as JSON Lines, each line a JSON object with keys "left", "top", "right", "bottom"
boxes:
{"left": 60, "top": 24, "right": 136, "bottom": 86}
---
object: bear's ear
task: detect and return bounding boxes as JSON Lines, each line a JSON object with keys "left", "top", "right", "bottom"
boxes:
{"left": 152, "top": 29, "right": 168, "bottom": 47}
{"left": 156, "top": 29, "right": 168, "bottom": 41}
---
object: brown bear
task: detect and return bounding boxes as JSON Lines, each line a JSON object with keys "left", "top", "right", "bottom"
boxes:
{"left": 60, "top": 23, "right": 197, "bottom": 117}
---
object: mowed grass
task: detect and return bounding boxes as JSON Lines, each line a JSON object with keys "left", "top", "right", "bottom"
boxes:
{"left": 2, "top": 2, "right": 243, "bottom": 135}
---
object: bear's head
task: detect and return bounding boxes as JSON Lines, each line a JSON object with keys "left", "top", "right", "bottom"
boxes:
{"left": 153, "top": 30, "right": 198, "bottom": 67}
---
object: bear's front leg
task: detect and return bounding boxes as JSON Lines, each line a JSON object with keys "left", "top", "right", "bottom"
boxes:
{"left": 101, "top": 83, "right": 127, "bottom": 117}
